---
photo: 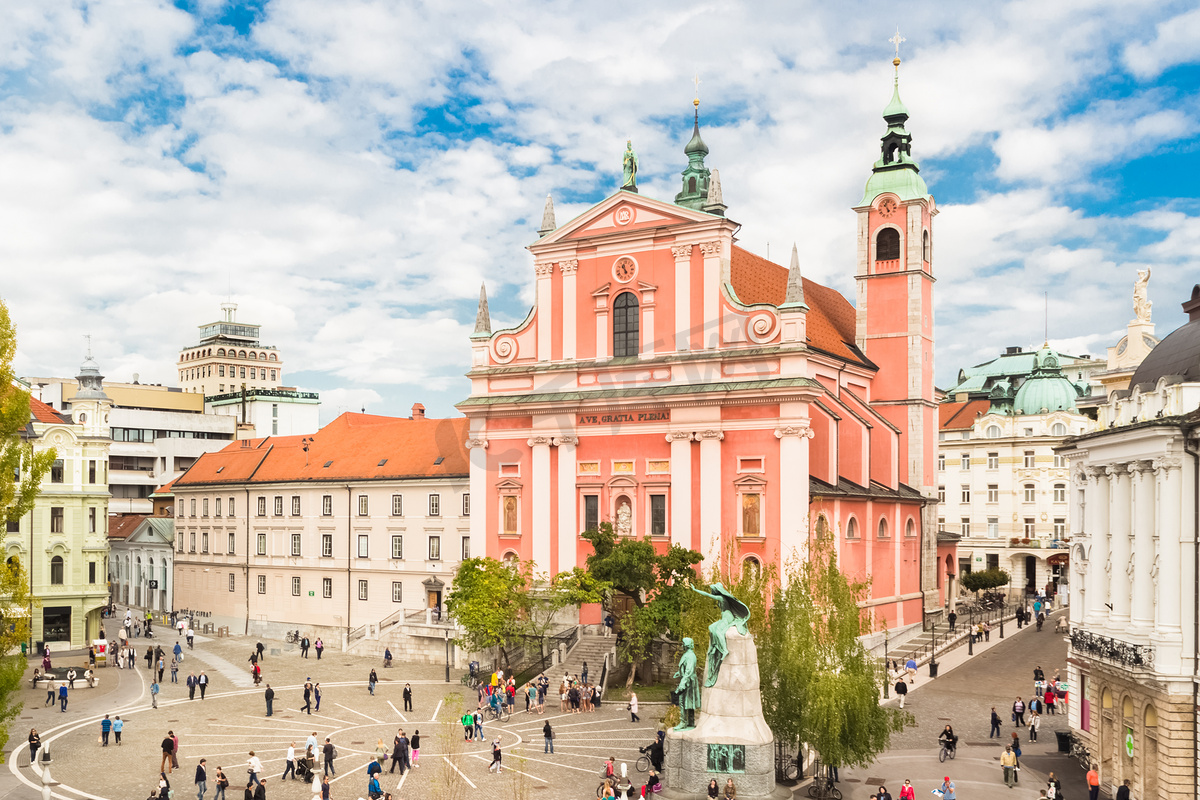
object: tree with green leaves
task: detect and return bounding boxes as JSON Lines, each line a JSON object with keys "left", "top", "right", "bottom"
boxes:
{"left": 446, "top": 557, "right": 527, "bottom": 669}
{"left": 0, "top": 297, "right": 49, "bottom": 762}
{"left": 521, "top": 566, "right": 609, "bottom": 646}
{"left": 682, "top": 534, "right": 911, "bottom": 770}
{"left": 581, "top": 522, "right": 702, "bottom": 685}
{"left": 0, "top": 298, "right": 55, "bottom": 531}
{"left": 961, "top": 568, "right": 1010, "bottom": 595}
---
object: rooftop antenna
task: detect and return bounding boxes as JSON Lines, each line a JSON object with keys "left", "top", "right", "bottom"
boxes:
{"left": 83, "top": 334, "right": 92, "bottom": 359}
{"left": 1044, "top": 291, "right": 1049, "bottom": 346}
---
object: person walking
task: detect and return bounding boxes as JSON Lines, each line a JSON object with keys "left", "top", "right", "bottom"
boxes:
{"left": 187, "top": 672, "right": 197, "bottom": 700}
{"left": 389, "top": 729, "right": 403, "bottom": 774}
{"left": 171, "top": 658, "right": 179, "bottom": 683}
{"left": 161, "top": 734, "right": 176, "bottom": 774}
{"left": 322, "top": 738, "right": 336, "bottom": 776}
{"left": 44, "top": 678, "right": 55, "bottom": 707}
{"left": 114, "top": 716, "right": 124, "bottom": 745}
{"left": 990, "top": 706, "right": 1003, "bottom": 738}
{"left": 898, "top": 780, "right": 915, "bottom": 800}
{"left": 1009, "top": 734, "right": 1022, "bottom": 783}
{"left": 1001, "top": 746, "right": 1018, "bottom": 788}
{"left": 314, "top": 638, "right": 324, "bottom": 659}
{"left": 198, "top": 671, "right": 209, "bottom": 699}
{"left": 174, "top": 639, "right": 184, "bottom": 663}
{"left": 58, "top": 681, "right": 68, "bottom": 712}
{"left": 461, "top": 711, "right": 474, "bottom": 741}
{"left": 246, "top": 751, "right": 263, "bottom": 787}
{"left": 313, "top": 683, "right": 321, "bottom": 711}
{"left": 629, "top": 692, "right": 640, "bottom": 723}
{"left": 281, "top": 743, "right": 296, "bottom": 781}
{"left": 264, "top": 684, "right": 274, "bottom": 716}
{"left": 101, "top": 714, "right": 112, "bottom": 746}
{"left": 256, "top": 641, "right": 265, "bottom": 662}
{"left": 300, "top": 636, "right": 310, "bottom": 658}
{"left": 410, "top": 730, "right": 420, "bottom": 768}
{"left": 1046, "top": 772, "right": 1063, "bottom": 799}
{"left": 158, "top": 657, "right": 165, "bottom": 683}
{"left": 1012, "top": 697, "right": 1026, "bottom": 726}
{"left": 368, "top": 670, "right": 377, "bottom": 696}
{"left": 947, "top": 610, "right": 957, "bottom": 633}
{"left": 905, "top": 658, "right": 917, "bottom": 683}
{"left": 1086, "top": 766, "right": 1100, "bottom": 800}
{"left": 488, "top": 739, "right": 502, "bottom": 773}
{"left": 1044, "top": 686, "right": 1057, "bottom": 716}
{"left": 214, "top": 767, "right": 228, "bottom": 800}
{"left": 28, "top": 729, "right": 40, "bottom": 765}
{"left": 403, "top": 683, "right": 412, "bottom": 712}
{"left": 894, "top": 678, "right": 908, "bottom": 708}
{"left": 172, "top": 731, "right": 181, "bottom": 770}
{"left": 1029, "top": 710, "right": 1040, "bottom": 742}
{"left": 252, "top": 778, "right": 266, "bottom": 800}
{"left": 543, "top": 721, "right": 554, "bottom": 754}
{"left": 473, "top": 710, "right": 483, "bottom": 741}
{"left": 196, "top": 758, "right": 208, "bottom": 800}
{"left": 302, "top": 682, "right": 312, "bottom": 714}
{"left": 1115, "top": 779, "right": 1131, "bottom": 800}
{"left": 320, "top": 775, "right": 330, "bottom": 800}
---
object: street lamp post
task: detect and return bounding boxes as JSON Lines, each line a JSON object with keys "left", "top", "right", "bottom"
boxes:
{"left": 1000, "top": 604, "right": 1006, "bottom": 639}
{"left": 883, "top": 628, "right": 890, "bottom": 699}
{"left": 444, "top": 629, "right": 451, "bottom": 683}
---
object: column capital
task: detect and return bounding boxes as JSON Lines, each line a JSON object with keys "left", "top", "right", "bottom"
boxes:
{"left": 527, "top": 436, "right": 553, "bottom": 447}
{"left": 534, "top": 262, "right": 554, "bottom": 277}
{"left": 559, "top": 260, "right": 579, "bottom": 274}
{"left": 775, "top": 424, "right": 814, "bottom": 439}
{"left": 465, "top": 437, "right": 489, "bottom": 450}
{"left": 698, "top": 240, "right": 721, "bottom": 256}
{"left": 670, "top": 244, "right": 694, "bottom": 260}
{"left": 1104, "top": 463, "right": 1129, "bottom": 477}
{"left": 1129, "top": 459, "right": 1155, "bottom": 475}
{"left": 696, "top": 429, "right": 724, "bottom": 441}
{"left": 553, "top": 435, "right": 579, "bottom": 447}
{"left": 666, "top": 431, "right": 694, "bottom": 443}
{"left": 1153, "top": 456, "right": 1183, "bottom": 474}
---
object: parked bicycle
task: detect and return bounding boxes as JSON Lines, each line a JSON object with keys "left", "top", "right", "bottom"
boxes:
{"left": 285, "top": 629, "right": 301, "bottom": 644}
{"left": 808, "top": 776, "right": 842, "bottom": 800}
{"left": 1069, "top": 735, "right": 1092, "bottom": 771}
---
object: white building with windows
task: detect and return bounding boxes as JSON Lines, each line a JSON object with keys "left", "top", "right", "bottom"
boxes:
{"left": 177, "top": 302, "right": 284, "bottom": 396}
{"left": 109, "top": 514, "right": 175, "bottom": 611}
{"left": 938, "top": 345, "right": 1091, "bottom": 598}
{"left": 169, "top": 409, "right": 469, "bottom": 656}
{"left": 1058, "top": 283, "right": 1200, "bottom": 800}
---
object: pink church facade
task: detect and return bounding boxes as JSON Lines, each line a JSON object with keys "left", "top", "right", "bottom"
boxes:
{"left": 460, "top": 76, "right": 945, "bottom": 629}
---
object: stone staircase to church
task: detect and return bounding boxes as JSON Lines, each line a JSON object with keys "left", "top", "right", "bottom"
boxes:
{"left": 555, "top": 633, "right": 615, "bottom": 687}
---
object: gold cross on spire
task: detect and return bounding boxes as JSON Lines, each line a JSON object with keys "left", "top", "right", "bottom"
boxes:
{"left": 889, "top": 28, "right": 906, "bottom": 69}
{"left": 693, "top": 74, "right": 701, "bottom": 102}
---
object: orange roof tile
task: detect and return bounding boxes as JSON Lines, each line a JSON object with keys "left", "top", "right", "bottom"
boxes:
{"left": 29, "top": 396, "right": 68, "bottom": 424}
{"left": 108, "top": 514, "right": 149, "bottom": 540}
{"left": 150, "top": 478, "right": 177, "bottom": 497}
{"left": 175, "top": 413, "right": 470, "bottom": 487}
{"left": 939, "top": 399, "right": 990, "bottom": 430}
{"left": 729, "top": 246, "right": 866, "bottom": 366}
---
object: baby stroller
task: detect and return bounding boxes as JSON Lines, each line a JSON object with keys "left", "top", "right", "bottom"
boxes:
{"left": 295, "top": 756, "right": 315, "bottom": 783}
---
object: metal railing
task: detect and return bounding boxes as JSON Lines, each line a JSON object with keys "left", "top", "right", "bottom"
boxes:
{"left": 884, "top": 602, "right": 1014, "bottom": 669}
{"left": 512, "top": 626, "right": 580, "bottom": 686}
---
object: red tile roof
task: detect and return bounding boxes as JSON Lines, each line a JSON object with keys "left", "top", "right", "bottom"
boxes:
{"left": 939, "top": 399, "right": 991, "bottom": 430}
{"left": 150, "top": 478, "right": 177, "bottom": 497}
{"left": 174, "top": 413, "right": 470, "bottom": 487}
{"left": 729, "top": 246, "right": 866, "bottom": 366}
{"left": 109, "top": 514, "right": 149, "bottom": 540}
{"left": 29, "top": 396, "right": 68, "bottom": 424}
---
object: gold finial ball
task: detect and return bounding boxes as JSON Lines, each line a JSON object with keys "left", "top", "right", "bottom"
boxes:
{"left": 893, "top": 57, "right": 901, "bottom": 67}
{"left": 693, "top": 98, "right": 700, "bottom": 107}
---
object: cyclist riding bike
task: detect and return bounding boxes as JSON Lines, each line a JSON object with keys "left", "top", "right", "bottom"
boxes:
{"left": 938, "top": 725, "right": 958, "bottom": 757}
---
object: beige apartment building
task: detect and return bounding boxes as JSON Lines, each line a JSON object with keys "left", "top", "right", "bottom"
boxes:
{"left": 169, "top": 408, "right": 470, "bottom": 652}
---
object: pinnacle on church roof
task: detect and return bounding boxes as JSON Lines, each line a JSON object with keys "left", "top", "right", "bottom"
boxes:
{"left": 472, "top": 283, "right": 492, "bottom": 338}
{"left": 779, "top": 243, "right": 808, "bottom": 311}
{"left": 702, "top": 168, "right": 726, "bottom": 217}
{"left": 675, "top": 98, "right": 713, "bottom": 211}
{"left": 538, "top": 194, "right": 556, "bottom": 237}
{"left": 684, "top": 102, "right": 709, "bottom": 157}
{"left": 860, "top": 40, "right": 928, "bottom": 206}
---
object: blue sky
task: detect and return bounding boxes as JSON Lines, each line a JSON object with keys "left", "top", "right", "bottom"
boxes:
{"left": 3, "top": 0, "right": 1199, "bottom": 422}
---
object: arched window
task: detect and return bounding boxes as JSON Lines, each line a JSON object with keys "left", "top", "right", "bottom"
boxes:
{"left": 688, "top": 177, "right": 697, "bottom": 193}
{"left": 239, "top": 350, "right": 247, "bottom": 358}
{"left": 613, "top": 292, "right": 640, "bottom": 358}
{"left": 815, "top": 514, "right": 830, "bottom": 540}
{"left": 986, "top": 425, "right": 1001, "bottom": 439}
{"left": 1052, "top": 423, "right": 1067, "bottom": 436}
{"left": 876, "top": 228, "right": 900, "bottom": 261}
{"left": 922, "top": 230, "right": 930, "bottom": 262}
{"left": 845, "top": 517, "right": 858, "bottom": 539}
{"left": 877, "top": 517, "right": 889, "bottom": 538}
{"left": 269, "top": 353, "right": 277, "bottom": 361}
{"left": 906, "top": 518, "right": 916, "bottom": 537}
{"left": 249, "top": 352, "right": 257, "bottom": 360}
{"left": 742, "top": 556, "right": 762, "bottom": 580}
{"left": 218, "top": 348, "right": 225, "bottom": 356}
{"left": 50, "top": 556, "right": 64, "bottom": 585}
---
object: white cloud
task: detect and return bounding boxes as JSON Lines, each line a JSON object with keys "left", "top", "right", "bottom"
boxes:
{"left": 1124, "top": 6, "right": 1200, "bottom": 79}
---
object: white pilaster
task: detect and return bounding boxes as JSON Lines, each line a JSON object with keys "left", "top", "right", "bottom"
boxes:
{"left": 561, "top": 261, "right": 578, "bottom": 360}
{"left": 667, "top": 432, "right": 693, "bottom": 549}
{"left": 1130, "top": 460, "right": 1156, "bottom": 631}
{"left": 536, "top": 262, "right": 553, "bottom": 361}
{"left": 700, "top": 241, "right": 721, "bottom": 349}
{"left": 466, "top": 436, "right": 488, "bottom": 559}
{"left": 529, "top": 436, "right": 552, "bottom": 572}
{"left": 672, "top": 245, "right": 693, "bottom": 352}
{"left": 1153, "top": 457, "right": 1185, "bottom": 672}
{"left": 1084, "top": 466, "right": 1110, "bottom": 627}
{"left": 555, "top": 436, "right": 578, "bottom": 572}
{"left": 698, "top": 429, "right": 723, "bottom": 563}
{"left": 776, "top": 423, "right": 813, "bottom": 567}
{"left": 1107, "top": 463, "right": 1132, "bottom": 625}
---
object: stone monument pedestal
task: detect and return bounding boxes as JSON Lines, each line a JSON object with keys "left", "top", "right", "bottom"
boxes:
{"left": 662, "top": 629, "right": 788, "bottom": 800}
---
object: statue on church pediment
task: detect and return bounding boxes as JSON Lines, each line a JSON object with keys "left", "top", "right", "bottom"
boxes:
{"left": 1134, "top": 268, "right": 1152, "bottom": 322}
{"left": 622, "top": 140, "right": 639, "bottom": 191}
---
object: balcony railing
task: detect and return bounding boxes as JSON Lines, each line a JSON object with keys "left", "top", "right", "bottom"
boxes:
{"left": 1069, "top": 628, "right": 1154, "bottom": 669}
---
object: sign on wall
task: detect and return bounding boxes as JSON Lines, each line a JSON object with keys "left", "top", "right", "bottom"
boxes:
{"left": 577, "top": 410, "right": 670, "bottom": 425}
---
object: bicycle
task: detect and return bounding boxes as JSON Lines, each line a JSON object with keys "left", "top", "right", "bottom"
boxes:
{"left": 781, "top": 754, "right": 800, "bottom": 782}
{"left": 1068, "top": 736, "right": 1091, "bottom": 771}
{"left": 807, "top": 776, "right": 842, "bottom": 800}
{"left": 285, "top": 630, "right": 301, "bottom": 644}
{"left": 939, "top": 741, "right": 957, "bottom": 762}
{"left": 486, "top": 705, "right": 511, "bottom": 723}
{"left": 635, "top": 754, "right": 651, "bottom": 773}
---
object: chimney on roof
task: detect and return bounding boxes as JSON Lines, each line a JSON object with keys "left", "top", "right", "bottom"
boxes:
{"left": 1006, "top": 346, "right": 1023, "bottom": 355}
{"left": 411, "top": 403, "right": 426, "bottom": 420}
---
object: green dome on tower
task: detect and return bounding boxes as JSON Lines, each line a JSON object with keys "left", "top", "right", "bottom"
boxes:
{"left": 1012, "top": 345, "right": 1082, "bottom": 415}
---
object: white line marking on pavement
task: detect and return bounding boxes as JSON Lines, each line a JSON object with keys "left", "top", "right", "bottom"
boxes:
{"left": 387, "top": 701, "right": 408, "bottom": 722}
{"left": 445, "top": 756, "right": 478, "bottom": 788}
{"left": 430, "top": 698, "right": 443, "bottom": 721}
{"left": 242, "top": 714, "right": 341, "bottom": 729}
{"left": 333, "top": 702, "right": 382, "bottom": 723}
{"left": 395, "top": 771, "right": 408, "bottom": 793}
{"left": 471, "top": 754, "right": 548, "bottom": 782}
{"left": 496, "top": 751, "right": 597, "bottom": 774}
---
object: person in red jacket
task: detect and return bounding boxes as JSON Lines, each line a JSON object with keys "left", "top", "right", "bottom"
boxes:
{"left": 898, "top": 780, "right": 915, "bottom": 800}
